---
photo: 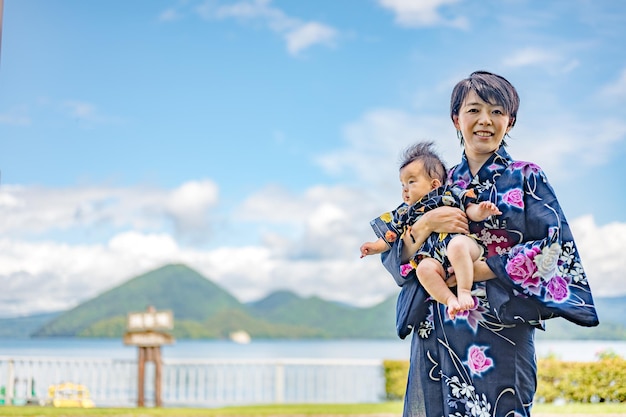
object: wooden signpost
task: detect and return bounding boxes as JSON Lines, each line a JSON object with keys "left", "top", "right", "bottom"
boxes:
{"left": 123, "top": 306, "right": 174, "bottom": 407}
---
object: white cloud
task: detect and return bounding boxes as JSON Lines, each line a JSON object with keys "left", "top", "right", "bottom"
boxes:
{"left": 502, "top": 47, "right": 579, "bottom": 74}
{"left": 0, "top": 180, "right": 220, "bottom": 242}
{"left": 315, "top": 108, "right": 465, "bottom": 191}
{"left": 504, "top": 47, "right": 554, "bottom": 67}
{"left": 236, "top": 183, "right": 381, "bottom": 259}
{"left": 166, "top": 180, "right": 220, "bottom": 242}
{"left": 377, "top": 0, "right": 468, "bottom": 28}
{"left": 108, "top": 231, "right": 181, "bottom": 259}
{"left": 507, "top": 115, "right": 626, "bottom": 181}
{"left": 570, "top": 215, "right": 626, "bottom": 298}
{"left": 0, "top": 236, "right": 182, "bottom": 317}
{"left": 286, "top": 22, "right": 337, "bottom": 55}
{"left": 196, "top": 0, "right": 339, "bottom": 55}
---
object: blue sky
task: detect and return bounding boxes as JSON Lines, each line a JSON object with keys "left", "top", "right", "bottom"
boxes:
{"left": 1, "top": 0, "right": 625, "bottom": 317}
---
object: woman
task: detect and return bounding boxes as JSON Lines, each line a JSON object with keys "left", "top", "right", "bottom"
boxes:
{"left": 381, "top": 71, "right": 599, "bottom": 417}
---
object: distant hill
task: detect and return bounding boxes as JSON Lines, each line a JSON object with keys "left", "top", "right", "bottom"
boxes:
{"left": 32, "top": 264, "right": 244, "bottom": 337}
{"left": 0, "top": 312, "right": 60, "bottom": 338}
{"left": 1, "top": 263, "right": 622, "bottom": 340}
{"left": 248, "top": 290, "right": 396, "bottom": 339}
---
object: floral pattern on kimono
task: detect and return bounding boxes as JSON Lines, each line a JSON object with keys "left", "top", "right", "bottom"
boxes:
{"left": 450, "top": 149, "right": 599, "bottom": 327}
{"left": 381, "top": 145, "right": 599, "bottom": 417}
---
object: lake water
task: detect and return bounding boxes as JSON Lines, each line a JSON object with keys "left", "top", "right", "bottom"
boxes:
{"left": 0, "top": 338, "right": 625, "bottom": 362}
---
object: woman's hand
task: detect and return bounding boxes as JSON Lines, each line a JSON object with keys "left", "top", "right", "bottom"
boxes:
{"left": 421, "top": 206, "right": 470, "bottom": 235}
{"left": 401, "top": 206, "right": 469, "bottom": 262}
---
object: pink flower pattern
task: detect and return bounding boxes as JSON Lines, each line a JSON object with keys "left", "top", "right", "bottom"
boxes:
{"left": 466, "top": 345, "right": 494, "bottom": 376}
{"left": 505, "top": 247, "right": 542, "bottom": 294}
{"left": 502, "top": 188, "right": 524, "bottom": 208}
{"left": 510, "top": 161, "right": 541, "bottom": 177}
{"left": 400, "top": 263, "right": 414, "bottom": 277}
{"left": 546, "top": 275, "right": 570, "bottom": 302}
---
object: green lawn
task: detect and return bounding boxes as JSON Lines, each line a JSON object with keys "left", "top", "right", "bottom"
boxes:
{"left": 0, "top": 402, "right": 624, "bottom": 416}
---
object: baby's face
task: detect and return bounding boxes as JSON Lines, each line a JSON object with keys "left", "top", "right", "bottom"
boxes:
{"left": 400, "top": 160, "right": 436, "bottom": 205}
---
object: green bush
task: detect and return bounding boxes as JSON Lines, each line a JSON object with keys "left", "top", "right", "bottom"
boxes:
{"left": 382, "top": 360, "right": 410, "bottom": 401}
{"left": 383, "top": 355, "right": 626, "bottom": 403}
{"left": 536, "top": 356, "right": 626, "bottom": 403}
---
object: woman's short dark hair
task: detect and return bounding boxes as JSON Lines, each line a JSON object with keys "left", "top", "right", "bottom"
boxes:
{"left": 399, "top": 141, "right": 446, "bottom": 183}
{"left": 450, "top": 70, "right": 520, "bottom": 130}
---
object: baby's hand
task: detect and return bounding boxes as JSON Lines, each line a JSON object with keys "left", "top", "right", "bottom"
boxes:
{"left": 360, "top": 243, "right": 372, "bottom": 258}
{"left": 477, "top": 201, "right": 501, "bottom": 216}
{"left": 360, "top": 239, "right": 388, "bottom": 258}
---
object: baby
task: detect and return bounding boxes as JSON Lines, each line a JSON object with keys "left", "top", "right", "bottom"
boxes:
{"left": 360, "top": 141, "right": 500, "bottom": 319}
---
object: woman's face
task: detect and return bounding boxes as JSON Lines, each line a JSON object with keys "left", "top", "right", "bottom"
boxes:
{"left": 453, "top": 89, "right": 512, "bottom": 162}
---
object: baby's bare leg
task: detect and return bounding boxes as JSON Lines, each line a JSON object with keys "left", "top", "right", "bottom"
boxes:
{"left": 416, "top": 258, "right": 459, "bottom": 319}
{"left": 447, "top": 235, "right": 483, "bottom": 312}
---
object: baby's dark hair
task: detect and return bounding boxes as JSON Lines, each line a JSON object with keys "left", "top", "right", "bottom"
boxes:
{"left": 399, "top": 141, "right": 447, "bottom": 182}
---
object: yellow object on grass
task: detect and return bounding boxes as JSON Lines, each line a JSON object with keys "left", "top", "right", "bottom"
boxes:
{"left": 47, "top": 382, "right": 95, "bottom": 408}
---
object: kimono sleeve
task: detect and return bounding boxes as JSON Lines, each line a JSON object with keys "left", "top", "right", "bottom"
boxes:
{"left": 381, "top": 237, "right": 430, "bottom": 339}
{"left": 369, "top": 203, "right": 407, "bottom": 248}
{"left": 486, "top": 165, "right": 599, "bottom": 327}
{"left": 380, "top": 234, "right": 411, "bottom": 287}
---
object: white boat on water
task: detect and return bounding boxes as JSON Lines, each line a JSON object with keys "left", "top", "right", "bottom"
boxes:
{"left": 229, "top": 330, "right": 251, "bottom": 344}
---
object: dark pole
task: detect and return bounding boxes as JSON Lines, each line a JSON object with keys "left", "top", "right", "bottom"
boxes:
{"left": 137, "top": 347, "right": 146, "bottom": 407}
{"left": 154, "top": 346, "right": 163, "bottom": 407}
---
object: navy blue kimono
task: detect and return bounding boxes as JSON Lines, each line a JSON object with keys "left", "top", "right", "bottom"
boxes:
{"left": 382, "top": 146, "right": 599, "bottom": 417}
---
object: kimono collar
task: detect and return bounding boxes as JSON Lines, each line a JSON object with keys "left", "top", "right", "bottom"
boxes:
{"left": 451, "top": 145, "right": 514, "bottom": 188}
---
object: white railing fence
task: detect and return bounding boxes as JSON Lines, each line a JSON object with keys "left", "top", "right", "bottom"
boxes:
{"left": 0, "top": 356, "right": 385, "bottom": 407}
{"left": 0, "top": 357, "right": 136, "bottom": 406}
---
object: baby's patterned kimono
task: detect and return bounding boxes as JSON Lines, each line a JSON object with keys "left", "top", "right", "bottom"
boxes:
{"left": 380, "top": 146, "right": 599, "bottom": 417}
{"left": 370, "top": 185, "right": 481, "bottom": 279}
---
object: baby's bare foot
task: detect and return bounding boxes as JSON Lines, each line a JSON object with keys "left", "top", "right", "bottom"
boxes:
{"left": 457, "top": 289, "right": 475, "bottom": 311}
{"left": 446, "top": 295, "right": 461, "bottom": 320}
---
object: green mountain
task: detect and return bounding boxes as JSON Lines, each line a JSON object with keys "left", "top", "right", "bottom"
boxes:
{"left": 3, "top": 263, "right": 624, "bottom": 340}
{"left": 249, "top": 290, "right": 396, "bottom": 339}
{"left": 32, "top": 264, "right": 244, "bottom": 337}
